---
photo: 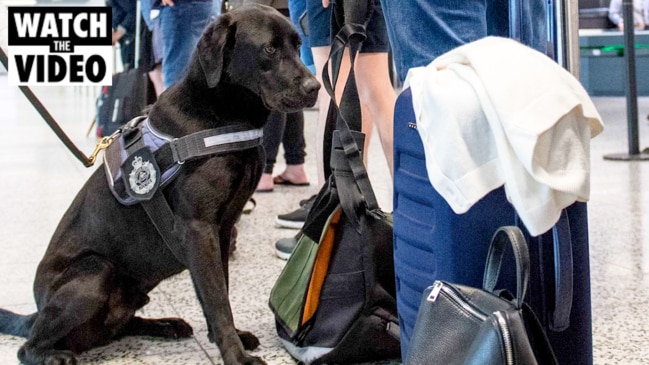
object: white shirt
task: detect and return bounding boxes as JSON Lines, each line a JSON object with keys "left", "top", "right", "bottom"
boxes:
{"left": 404, "top": 37, "right": 604, "bottom": 236}
{"left": 608, "top": 0, "right": 649, "bottom": 28}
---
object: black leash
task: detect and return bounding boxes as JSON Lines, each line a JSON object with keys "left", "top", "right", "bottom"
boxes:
{"left": 0, "top": 46, "right": 102, "bottom": 167}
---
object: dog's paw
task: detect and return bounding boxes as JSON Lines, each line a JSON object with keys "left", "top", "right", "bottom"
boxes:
{"left": 43, "top": 352, "right": 77, "bottom": 365}
{"left": 18, "top": 346, "right": 77, "bottom": 365}
{"left": 237, "top": 329, "right": 260, "bottom": 350}
{"left": 242, "top": 355, "right": 266, "bottom": 365}
{"left": 158, "top": 318, "right": 194, "bottom": 339}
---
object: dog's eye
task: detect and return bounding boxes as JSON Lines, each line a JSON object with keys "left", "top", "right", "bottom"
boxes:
{"left": 264, "top": 45, "right": 277, "bottom": 56}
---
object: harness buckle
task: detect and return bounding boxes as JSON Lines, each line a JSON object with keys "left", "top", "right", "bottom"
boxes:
{"left": 170, "top": 138, "right": 185, "bottom": 165}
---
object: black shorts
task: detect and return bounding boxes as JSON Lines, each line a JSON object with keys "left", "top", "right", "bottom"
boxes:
{"left": 306, "top": 0, "right": 389, "bottom": 53}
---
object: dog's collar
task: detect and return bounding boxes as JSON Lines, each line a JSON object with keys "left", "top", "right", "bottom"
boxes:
{"left": 103, "top": 116, "right": 263, "bottom": 206}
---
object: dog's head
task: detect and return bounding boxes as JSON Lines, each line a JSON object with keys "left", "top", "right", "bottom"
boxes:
{"left": 197, "top": 4, "right": 320, "bottom": 113}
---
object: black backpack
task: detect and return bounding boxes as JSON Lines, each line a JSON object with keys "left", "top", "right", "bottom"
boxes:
{"left": 268, "top": 20, "right": 400, "bottom": 365}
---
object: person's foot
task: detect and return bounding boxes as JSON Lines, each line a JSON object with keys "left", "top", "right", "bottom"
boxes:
{"left": 274, "top": 236, "right": 298, "bottom": 260}
{"left": 255, "top": 173, "right": 274, "bottom": 192}
{"left": 274, "top": 164, "right": 309, "bottom": 186}
{"left": 275, "top": 194, "right": 316, "bottom": 229}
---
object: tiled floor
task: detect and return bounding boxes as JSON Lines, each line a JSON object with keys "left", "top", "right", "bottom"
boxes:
{"left": 0, "top": 71, "right": 648, "bottom": 364}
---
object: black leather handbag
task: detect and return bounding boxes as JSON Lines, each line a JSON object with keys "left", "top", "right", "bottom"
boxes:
{"left": 405, "top": 226, "right": 558, "bottom": 365}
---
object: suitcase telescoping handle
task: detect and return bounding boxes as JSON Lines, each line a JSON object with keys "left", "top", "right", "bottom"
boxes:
{"left": 549, "top": 210, "right": 573, "bottom": 332}
{"left": 508, "top": 0, "right": 576, "bottom": 332}
{"left": 511, "top": 210, "right": 573, "bottom": 332}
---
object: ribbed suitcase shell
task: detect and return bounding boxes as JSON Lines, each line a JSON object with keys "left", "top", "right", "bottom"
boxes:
{"left": 393, "top": 87, "right": 593, "bottom": 364}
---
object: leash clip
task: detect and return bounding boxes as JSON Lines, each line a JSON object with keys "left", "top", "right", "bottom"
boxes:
{"left": 89, "top": 136, "right": 115, "bottom": 165}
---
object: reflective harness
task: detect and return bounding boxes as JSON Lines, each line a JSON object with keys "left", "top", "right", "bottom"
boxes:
{"left": 103, "top": 117, "right": 263, "bottom": 264}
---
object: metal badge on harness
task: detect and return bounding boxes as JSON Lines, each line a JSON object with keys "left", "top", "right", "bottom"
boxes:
{"left": 120, "top": 147, "right": 160, "bottom": 201}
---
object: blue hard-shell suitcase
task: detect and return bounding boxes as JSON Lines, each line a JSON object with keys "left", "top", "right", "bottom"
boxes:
{"left": 393, "top": 87, "right": 594, "bottom": 364}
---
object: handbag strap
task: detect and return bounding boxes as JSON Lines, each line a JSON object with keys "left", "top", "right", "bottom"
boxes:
{"left": 522, "top": 303, "right": 560, "bottom": 365}
{"left": 549, "top": 210, "right": 573, "bottom": 331}
{"left": 322, "top": 23, "right": 379, "bottom": 214}
{"left": 482, "top": 226, "right": 530, "bottom": 309}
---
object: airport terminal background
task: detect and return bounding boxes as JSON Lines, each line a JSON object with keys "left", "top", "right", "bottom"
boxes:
{"left": 1, "top": 0, "right": 649, "bottom": 364}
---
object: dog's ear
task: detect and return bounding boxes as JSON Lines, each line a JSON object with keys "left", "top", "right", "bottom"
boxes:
{"left": 197, "top": 14, "right": 234, "bottom": 88}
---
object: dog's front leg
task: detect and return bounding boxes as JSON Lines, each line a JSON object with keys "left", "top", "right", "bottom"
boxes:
{"left": 184, "top": 220, "right": 266, "bottom": 365}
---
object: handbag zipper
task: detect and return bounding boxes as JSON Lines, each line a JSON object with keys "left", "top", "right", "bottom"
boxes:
{"left": 428, "top": 282, "right": 516, "bottom": 364}
{"left": 427, "top": 281, "right": 488, "bottom": 321}
{"left": 494, "top": 311, "right": 514, "bottom": 365}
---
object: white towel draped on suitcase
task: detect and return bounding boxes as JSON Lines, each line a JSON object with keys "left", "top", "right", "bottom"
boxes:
{"left": 404, "top": 36, "right": 604, "bottom": 236}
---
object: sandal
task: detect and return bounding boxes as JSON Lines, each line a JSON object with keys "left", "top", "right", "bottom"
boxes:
{"left": 272, "top": 175, "right": 310, "bottom": 186}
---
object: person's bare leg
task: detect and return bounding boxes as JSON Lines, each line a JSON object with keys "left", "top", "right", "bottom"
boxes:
{"left": 359, "top": 102, "right": 373, "bottom": 165}
{"left": 354, "top": 52, "right": 395, "bottom": 175}
{"left": 148, "top": 63, "right": 165, "bottom": 97}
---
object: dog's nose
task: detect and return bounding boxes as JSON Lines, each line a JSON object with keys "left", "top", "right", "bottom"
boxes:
{"left": 301, "top": 77, "right": 321, "bottom": 95}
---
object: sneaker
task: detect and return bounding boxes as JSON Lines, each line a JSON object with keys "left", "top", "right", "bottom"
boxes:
{"left": 275, "top": 195, "right": 316, "bottom": 229}
{"left": 274, "top": 236, "right": 298, "bottom": 260}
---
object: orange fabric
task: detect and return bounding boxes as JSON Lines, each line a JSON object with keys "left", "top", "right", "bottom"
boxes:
{"left": 302, "top": 208, "right": 342, "bottom": 325}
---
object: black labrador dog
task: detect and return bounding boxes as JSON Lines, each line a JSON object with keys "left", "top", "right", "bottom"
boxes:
{"left": 0, "top": 4, "right": 318, "bottom": 365}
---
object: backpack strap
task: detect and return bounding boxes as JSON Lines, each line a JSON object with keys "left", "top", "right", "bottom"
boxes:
{"left": 119, "top": 122, "right": 188, "bottom": 265}
{"left": 322, "top": 23, "right": 381, "bottom": 233}
{"left": 322, "top": 0, "right": 371, "bottom": 179}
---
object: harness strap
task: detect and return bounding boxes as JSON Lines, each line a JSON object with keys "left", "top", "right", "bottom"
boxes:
{"left": 124, "top": 117, "right": 263, "bottom": 166}
{"left": 122, "top": 125, "right": 188, "bottom": 266}
{"left": 141, "top": 193, "right": 188, "bottom": 265}
{"left": 167, "top": 126, "right": 263, "bottom": 164}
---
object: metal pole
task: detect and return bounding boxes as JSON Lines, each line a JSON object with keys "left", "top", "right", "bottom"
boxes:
{"left": 552, "top": 0, "right": 580, "bottom": 77}
{"left": 623, "top": 0, "right": 639, "bottom": 155}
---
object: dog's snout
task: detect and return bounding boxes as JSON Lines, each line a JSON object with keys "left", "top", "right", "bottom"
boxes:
{"left": 301, "top": 77, "right": 321, "bottom": 95}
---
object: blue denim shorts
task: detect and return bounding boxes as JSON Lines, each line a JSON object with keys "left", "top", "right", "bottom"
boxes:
{"left": 307, "top": 0, "right": 389, "bottom": 53}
